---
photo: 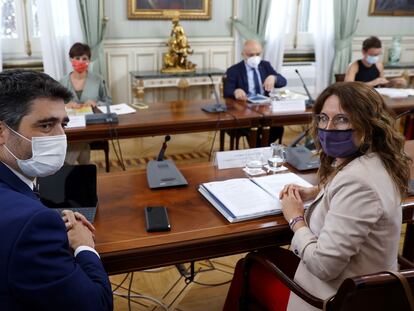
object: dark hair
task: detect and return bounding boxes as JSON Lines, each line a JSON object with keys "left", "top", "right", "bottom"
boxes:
{"left": 362, "top": 36, "right": 382, "bottom": 51}
{"left": 311, "top": 81, "right": 410, "bottom": 195}
{"left": 69, "top": 42, "right": 91, "bottom": 59}
{"left": 0, "top": 70, "right": 72, "bottom": 130}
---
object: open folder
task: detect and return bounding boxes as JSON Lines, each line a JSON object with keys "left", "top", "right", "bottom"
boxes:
{"left": 198, "top": 173, "right": 312, "bottom": 223}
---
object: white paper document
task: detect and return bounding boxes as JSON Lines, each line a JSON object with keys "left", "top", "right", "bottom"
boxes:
{"left": 66, "top": 115, "right": 86, "bottom": 128}
{"left": 98, "top": 103, "right": 136, "bottom": 115}
{"left": 271, "top": 99, "right": 306, "bottom": 113}
{"left": 199, "top": 172, "right": 313, "bottom": 222}
{"left": 375, "top": 88, "right": 414, "bottom": 98}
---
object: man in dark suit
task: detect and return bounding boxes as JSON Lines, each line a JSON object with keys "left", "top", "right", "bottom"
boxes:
{"left": 224, "top": 39, "right": 287, "bottom": 144}
{"left": 0, "top": 70, "right": 113, "bottom": 311}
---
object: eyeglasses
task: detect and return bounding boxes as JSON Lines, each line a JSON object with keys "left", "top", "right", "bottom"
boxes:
{"left": 314, "top": 113, "right": 351, "bottom": 130}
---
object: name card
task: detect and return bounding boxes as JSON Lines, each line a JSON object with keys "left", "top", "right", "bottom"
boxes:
{"left": 215, "top": 147, "right": 272, "bottom": 170}
{"left": 271, "top": 99, "right": 306, "bottom": 114}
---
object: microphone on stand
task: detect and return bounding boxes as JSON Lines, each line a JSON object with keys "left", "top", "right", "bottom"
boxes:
{"left": 201, "top": 74, "right": 227, "bottom": 113}
{"left": 395, "top": 107, "right": 414, "bottom": 119}
{"left": 146, "top": 135, "right": 188, "bottom": 189}
{"left": 285, "top": 127, "right": 319, "bottom": 171}
{"left": 157, "top": 135, "right": 171, "bottom": 161}
{"left": 295, "top": 69, "right": 314, "bottom": 108}
{"left": 85, "top": 79, "right": 119, "bottom": 124}
{"left": 289, "top": 128, "right": 311, "bottom": 147}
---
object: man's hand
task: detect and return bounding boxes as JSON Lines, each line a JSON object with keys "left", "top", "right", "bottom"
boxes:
{"left": 371, "top": 77, "right": 389, "bottom": 87}
{"left": 62, "top": 210, "right": 95, "bottom": 250}
{"left": 263, "top": 75, "right": 276, "bottom": 92}
{"left": 234, "top": 88, "right": 247, "bottom": 100}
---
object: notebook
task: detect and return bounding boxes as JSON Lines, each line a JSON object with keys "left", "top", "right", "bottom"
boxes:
{"left": 199, "top": 173, "right": 312, "bottom": 223}
{"left": 37, "top": 164, "right": 98, "bottom": 223}
{"left": 247, "top": 94, "right": 271, "bottom": 105}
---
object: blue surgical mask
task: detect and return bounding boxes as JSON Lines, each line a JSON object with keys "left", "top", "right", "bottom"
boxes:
{"left": 366, "top": 55, "right": 379, "bottom": 65}
{"left": 318, "top": 129, "right": 358, "bottom": 158}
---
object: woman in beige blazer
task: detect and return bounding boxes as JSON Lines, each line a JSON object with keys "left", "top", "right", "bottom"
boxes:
{"left": 224, "top": 82, "right": 410, "bottom": 311}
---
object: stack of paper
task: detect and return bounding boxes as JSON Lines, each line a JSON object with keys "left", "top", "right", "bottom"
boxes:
{"left": 199, "top": 173, "right": 313, "bottom": 222}
{"left": 375, "top": 88, "right": 414, "bottom": 98}
{"left": 97, "top": 103, "right": 136, "bottom": 115}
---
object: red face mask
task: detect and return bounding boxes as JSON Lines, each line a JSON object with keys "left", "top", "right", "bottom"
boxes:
{"left": 71, "top": 60, "right": 89, "bottom": 73}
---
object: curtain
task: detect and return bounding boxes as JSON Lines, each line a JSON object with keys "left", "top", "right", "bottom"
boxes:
{"left": 38, "top": 0, "right": 83, "bottom": 80}
{"left": 309, "top": 0, "right": 335, "bottom": 95}
{"left": 0, "top": 4, "right": 3, "bottom": 72}
{"left": 232, "top": 0, "right": 272, "bottom": 44}
{"left": 77, "top": 0, "right": 108, "bottom": 79}
{"left": 333, "top": 0, "right": 358, "bottom": 75}
{"left": 264, "top": 1, "right": 289, "bottom": 72}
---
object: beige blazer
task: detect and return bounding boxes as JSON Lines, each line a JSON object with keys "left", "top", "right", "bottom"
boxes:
{"left": 287, "top": 153, "right": 402, "bottom": 310}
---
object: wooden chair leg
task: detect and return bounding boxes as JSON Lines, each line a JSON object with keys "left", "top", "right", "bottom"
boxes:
{"left": 230, "top": 130, "right": 236, "bottom": 150}
{"left": 220, "top": 130, "right": 225, "bottom": 151}
{"left": 104, "top": 147, "right": 110, "bottom": 173}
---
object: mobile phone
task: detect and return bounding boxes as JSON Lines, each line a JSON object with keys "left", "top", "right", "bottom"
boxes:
{"left": 144, "top": 206, "right": 171, "bottom": 232}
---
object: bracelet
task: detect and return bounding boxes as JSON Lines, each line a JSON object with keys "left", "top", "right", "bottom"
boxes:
{"left": 288, "top": 215, "right": 305, "bottom": 230}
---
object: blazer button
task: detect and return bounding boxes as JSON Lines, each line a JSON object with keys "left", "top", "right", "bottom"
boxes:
{"left": 294, "top": 249, "right": 299, "bottom": 255}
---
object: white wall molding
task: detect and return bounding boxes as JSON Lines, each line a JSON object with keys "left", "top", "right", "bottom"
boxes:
{"left": 104, "top": 37, "right": 234, "bottom": 104}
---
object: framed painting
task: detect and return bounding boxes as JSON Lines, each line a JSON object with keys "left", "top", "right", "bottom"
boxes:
{"left": 369, "top": 0, "right": 414, "bottom": 16}
{"left": 127, "top": 0, "right": 212, "bottom": 20}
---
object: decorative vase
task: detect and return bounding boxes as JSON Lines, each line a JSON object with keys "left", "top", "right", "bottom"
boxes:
{"left": 388, "top": 36, "right": 401, "bottom": 65}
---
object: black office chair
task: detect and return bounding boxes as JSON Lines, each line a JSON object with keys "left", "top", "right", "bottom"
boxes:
{"left": 240, "top": 247, "right": 414, "bottom": 311}
{"left": 89, "top": 140, "right": 110, "bottom": 172}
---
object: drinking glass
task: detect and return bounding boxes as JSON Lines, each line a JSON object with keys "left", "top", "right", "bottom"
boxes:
{"left": 268, "top": 143, "right": 286, "bottom": 168}
{"left": 244, "top": 150, "right": 264, "bottom": 175}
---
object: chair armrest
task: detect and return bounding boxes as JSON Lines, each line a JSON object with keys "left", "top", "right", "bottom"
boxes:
{"left": 242, "top": 251, "right": 324, "bottom": 309}
{"left": 398, "top": 255, "right": 414, "bottom": 269}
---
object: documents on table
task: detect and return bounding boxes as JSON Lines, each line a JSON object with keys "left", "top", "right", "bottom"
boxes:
{"left": 247, "top": 94, "right": 271, "bottom": 105}
{"left": 375, "top": 88, "right": 414, "bottom": 98}
{"left": 97, "top": 103, "right": 136, "bottom": 115}
{"left": 199, "top": 172, "right": 313, "bottom": 222}
{"left": 65, "top": 106, "right": 94, "bottom": 116}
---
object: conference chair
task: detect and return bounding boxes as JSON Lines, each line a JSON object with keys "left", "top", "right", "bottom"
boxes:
{"left": 89, "top": 140, "right": 110, "bottom": 172}
{"left": 334, "top": 74, "right": 346, "bottom": 83}
{"left": 239, "top": 247, "right": 414, "bottom": 311}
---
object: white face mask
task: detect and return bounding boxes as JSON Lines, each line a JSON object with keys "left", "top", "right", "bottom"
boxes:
{"left": 3, "top": 126, "right": 67, "bottom": 177}
{"left": 366, "top": 55, "right": 379, "bottom": 65}
{"left": 246, "top": 56, "right": 261, "bottom": 68}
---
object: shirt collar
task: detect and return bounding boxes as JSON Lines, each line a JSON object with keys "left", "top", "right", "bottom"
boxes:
{"left": 3, "top": 163, "right": 35, "bottom": 190}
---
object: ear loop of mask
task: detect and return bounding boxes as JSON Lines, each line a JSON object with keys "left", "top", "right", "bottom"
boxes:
{"left": 1, "top": 123, "right": 31, "bottom": 160}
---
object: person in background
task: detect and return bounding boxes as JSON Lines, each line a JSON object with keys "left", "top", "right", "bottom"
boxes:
{"left": 223, "top": 82, "right": 410, "bottom": 310}
{"left": 345, "top": 36, "right": 407, "bottom": 87}
{"left": 0, "top": 70, "right": 113, "bottom": 311}
{"left": 59, "top": 42, "right": 111, "bottom": 164}
{"left": 224, "top": 39, "right": 287, "bottom": 144}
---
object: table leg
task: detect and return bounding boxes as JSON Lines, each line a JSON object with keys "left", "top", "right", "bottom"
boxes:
{"left": 403, "top": 223, "right": 414, "bottom": 261}
{"left": 248, "top": 127, "right": 258, "bottom": 148}
{"left": 261, "top": 126, "right": 270, "bottom": 147}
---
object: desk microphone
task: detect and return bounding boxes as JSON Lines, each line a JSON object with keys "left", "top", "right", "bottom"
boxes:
{"left": 85, "top": 80, "right": 119, "bottom": 124}
{"left": 285, "top": 127, "right": 320, "bottom": 171}
{"left": 201, "top": 74, "right": 227, "bottom": 113}
{"left": 157, "top": 135, "right": 171, "bottom": 161}
{"left": 146, "top": 135, "right": 188, "bottom": 189}
{"left": 295, "top": 69, "right": 314, "bottom": 108}
{"left": 395, "top": 107, "right": 414, "bottom": 119}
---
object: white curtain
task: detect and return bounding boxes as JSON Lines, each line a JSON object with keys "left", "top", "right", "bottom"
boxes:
{"left": 38, "top": 0, "right": 83, "bottom": 80}
{"left": 0, "top": 4, "right": 3, "bottom": 72}
{"left": 264, "top": 0, "right": 289, "bottom": 73}
{"left": 309, "top": 0, "right": 335, "bottom": 95}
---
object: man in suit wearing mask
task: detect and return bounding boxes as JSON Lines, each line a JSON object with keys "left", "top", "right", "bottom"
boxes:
{"left": 224, "top": 39, "right": 287, "bottom": 144}
{"left": 0, "top": 70, "right": 113, "bottom": 311}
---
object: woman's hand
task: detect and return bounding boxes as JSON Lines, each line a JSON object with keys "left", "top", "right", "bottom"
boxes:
{"left": 280, "top": 184, "right": 318, "bottom": 202}
{"left": 66, "top": 101, "right": 83, "bottom": 109}
{"left": 83, "top": 100, "right": 97, "bottom": 108}
{"left": 280, "top": 186, "right": 306, "bottom": 232}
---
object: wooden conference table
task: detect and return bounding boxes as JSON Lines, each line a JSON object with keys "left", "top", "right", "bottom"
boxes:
{"left": 65, "top": 96, "right": 414, "bottom": 148}
{"left": 95, "top": 141, "right": 414, "bottom": 275}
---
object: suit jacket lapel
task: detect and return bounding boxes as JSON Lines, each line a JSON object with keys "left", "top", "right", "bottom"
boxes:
{"left": 0, "top": 162, "right": 38, "bottom": 200}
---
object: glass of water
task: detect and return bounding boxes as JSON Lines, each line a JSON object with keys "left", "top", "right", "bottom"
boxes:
{"left": 244, "top": 150, "right": 264, "bottom": 175}
{"left": 268, "top": 143, "right": 286, "bottom": 169}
